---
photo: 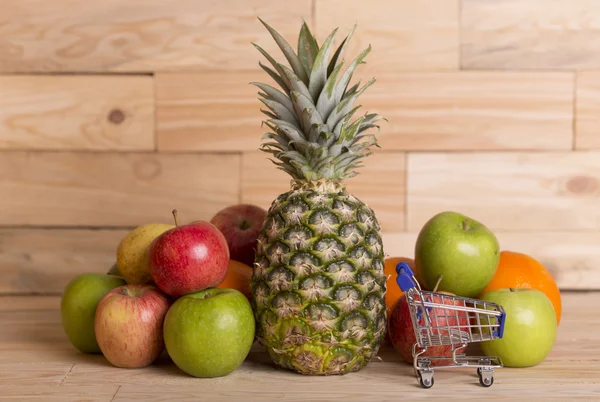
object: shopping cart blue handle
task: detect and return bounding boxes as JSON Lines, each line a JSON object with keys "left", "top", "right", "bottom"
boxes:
{"left": 395, "top": 262, "right": 417, "bottom": 292}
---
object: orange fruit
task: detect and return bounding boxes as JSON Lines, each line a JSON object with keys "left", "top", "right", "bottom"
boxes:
{"left": 384, "top": 257, "right": 415, "bottom": 314}
{"left": 217, "top": 260, "right": 253, "bottom": 299}
{"left": 479, "top": 250, "right": 562, "bottom": 325}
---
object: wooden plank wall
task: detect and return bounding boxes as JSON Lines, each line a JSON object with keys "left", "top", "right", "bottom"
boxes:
{"left": 1, "top": 0, "right": 600, "bottom": 294}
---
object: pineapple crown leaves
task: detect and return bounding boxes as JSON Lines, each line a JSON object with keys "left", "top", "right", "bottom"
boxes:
{"left": 251, "top": 18, "right": 386, "bottom": 182}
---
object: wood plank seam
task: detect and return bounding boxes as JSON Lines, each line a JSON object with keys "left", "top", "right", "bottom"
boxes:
{"left": 571, "top": 71, "right": 579, "bottom": 151}
{"left": 238, "top": 151, "right": 244, "bottom": 205}
{"left": 152, "top": 73, "right": 158, "bottom": 152}
{"left": 0, "top": 72, "right": 154, "bottom": 77}
{"left": 111, "top": 385, "right": 122, "bottom": 402}
{"left": 0, "top": 149, "right": 242, "bottom": 155}
{"left": 403, "top": 153, "right": 409, "bottom": 232}
{"left": 457, "top": 0, "right": 462, "bottom": 69}
{"left": 59, "top": 364, "right": 75, "bottom": 386}
{"left": 0, "top": 225, "right": 138, "bottom": 230}
{"left": 8, "top": 225, "right": 600, "bottom": 233}
{"left": 459, "top": 0, "right": 463, "bottom": 69}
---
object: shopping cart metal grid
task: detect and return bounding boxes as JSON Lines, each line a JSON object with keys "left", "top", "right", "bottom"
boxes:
{"left": 395, "top": 262, "right": 507, "bottom": 388}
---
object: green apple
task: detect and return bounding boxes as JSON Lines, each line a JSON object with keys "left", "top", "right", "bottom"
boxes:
{"left": 415, "top": 211, "right": 500, "bottom": 297}
{"left": 481, "top": 288, "right": 557, "bottom": 367}
{"left": 116, "top": 223, "right": 175, "bottom": 285}
{"left": 163, "top": 287, "right": 255, "bottom": 378}
{"left": 60, "top": 273, "right": 126, "bottom": 353}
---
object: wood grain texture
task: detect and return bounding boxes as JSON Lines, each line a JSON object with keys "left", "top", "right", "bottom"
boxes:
{"left": 382, "top": 232, "right": 600, "bottom": 290}
{"left": 0, "top": 152, "right": 240, "bottom": 227}
{"left": 361, "top": 72, "right": 573, "bottom": 151}
{"left": 156, "top": 73, "right": 262, "bottom": 152}
{"left": 241, "top": 150, "right": 406, "bottom": 232}
{"left": 0, "top": 75, "right": 154, "bottom": 151}
{"left": 461, "top": 0, "right": 600, "bottom": 69}
{"left": 0, "top": 386, "right": 119, "bottom": 402}
{"left": 0, "top": 0, "right": 311, "bottom": 73}
{"left": 315, "top": 0, "right": 459, "bottom": 72}
{"left": 157, "top": 71, "right": 574, "bottom": 152}
{"left": 575, "top": 71, "right": 600, "bottom": 149}
{"left": 1, "top": 294, "right": 598, "bottom": 399}
{"left": 0, "top": 229, "right": 127, "bottom": 294}
{"left": 407, "top": 151, "right": 600, "bottom": 231}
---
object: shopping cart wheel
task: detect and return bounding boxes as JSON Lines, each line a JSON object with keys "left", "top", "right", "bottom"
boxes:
{"left": 418, "top": 371, "right": 434, "bottom": 389}
{"left": 478, "top": 372, "right": 494, "bottom": 387}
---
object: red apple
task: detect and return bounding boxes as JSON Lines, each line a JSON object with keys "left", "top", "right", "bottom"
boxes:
{"left": 388, "top": 291, "right": 469, "bottom": 366}
{"left": 148, "top": 211, "right": 230, "bottom": 298}
{"left": 208, "top": 204, "right": 267, "bottom": 267}
{"left": 94, "top": 284, "right": 171, "bottom": 368}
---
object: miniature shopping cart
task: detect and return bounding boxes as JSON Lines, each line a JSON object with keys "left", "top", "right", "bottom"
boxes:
{"left": 395, "top": 262, "right": 506, "bottom": 389}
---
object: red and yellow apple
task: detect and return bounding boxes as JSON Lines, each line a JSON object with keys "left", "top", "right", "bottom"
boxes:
{"left": 94, "top": 284, "right": 171, "bottom": 368}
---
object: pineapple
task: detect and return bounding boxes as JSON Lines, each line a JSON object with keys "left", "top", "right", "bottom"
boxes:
{"left": 250, "top": 18, "right": 387, "bottom": 376}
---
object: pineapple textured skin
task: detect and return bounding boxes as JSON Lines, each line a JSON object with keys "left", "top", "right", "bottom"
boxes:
{"left": 251, "top": 180, "right": 387, "bottom": 375}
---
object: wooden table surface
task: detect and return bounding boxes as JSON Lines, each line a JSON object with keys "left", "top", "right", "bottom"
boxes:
{"left": 1, "top": 292, "right": 599, "bottom": 401}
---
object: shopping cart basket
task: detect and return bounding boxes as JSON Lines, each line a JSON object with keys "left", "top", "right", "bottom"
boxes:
{"left": 395, "top": 262, "right": 507, "bottom": 389}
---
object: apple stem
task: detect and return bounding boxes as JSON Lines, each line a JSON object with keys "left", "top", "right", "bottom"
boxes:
{"left": 433, "top": 275, "right": 443, "bottom": 292}
{"left": 172, "top": 209, "right": 179, "bottom": 227}
{"left": 463, "top": 219, "right": 470, "bottom": 231}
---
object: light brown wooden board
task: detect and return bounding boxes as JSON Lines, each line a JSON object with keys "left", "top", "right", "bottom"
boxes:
{"left": 575, "top": 71, "right": 600, "bottom": 149}
{"left": 0, "top": 294, "right": 597, "bottom": 400}
{"left": 156, "top": 73, "right": 263, "bottom": 152}
{"left": 406, "top": 151, "right": 600, "bottom": 232}
{"left": 382, "top": 232, "right": 600, "bottom": 290}
{"left": 0, "top": 229, "right": 128, "bottom": 294}
{"left": 241, "top": 150, "right": 406, "bottom": 233}
{"left": 156, "top": 71, "right": 574, "bottom": 152}
{"left": 0, "top": 0, "right": 311, "bottom": 73}
{"left": 0, "top": 75, "right": 154, "bottom": 151}
{"left": 461, "top": 0, "right": 600, "bottom": 70}
{"left": 0, "top": 152, "right": 240, "bottom": 227}
{"left": 361, "top": 72, "right": 574, "bottom": 151}
{"left": 315, "top": 0, "right": 459, "bottom": 72}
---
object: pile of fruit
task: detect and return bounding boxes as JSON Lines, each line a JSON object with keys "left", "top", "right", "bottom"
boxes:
{"left": 385, "top": 211, "right": 562, "bottom": 370}
{"left": 61, "top": 205, "right": 266, "bottom": 378}
{"left": 60, "top": 17, "right": 562, "bottom": 382}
